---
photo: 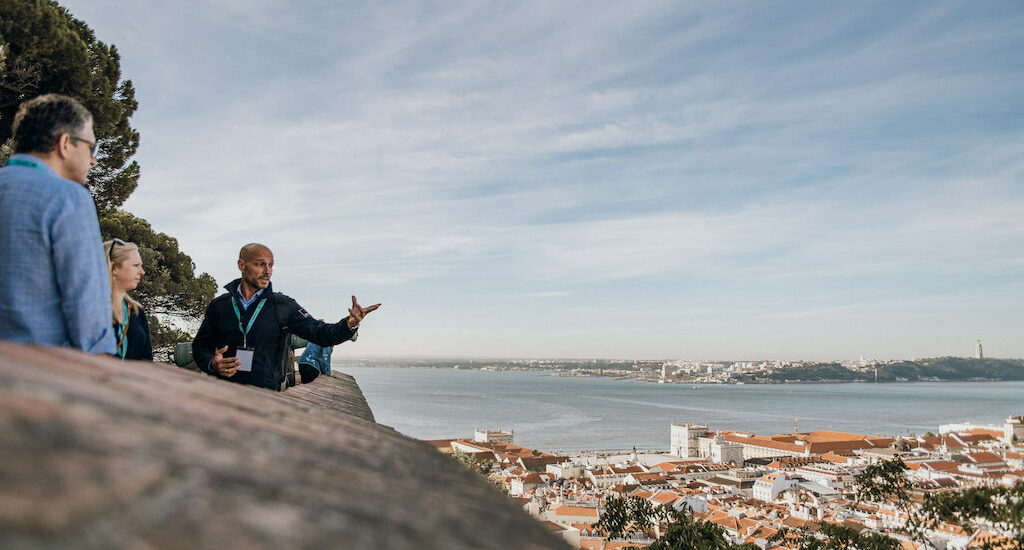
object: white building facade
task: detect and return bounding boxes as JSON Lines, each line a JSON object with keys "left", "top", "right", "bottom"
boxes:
{"left": 671, "top": 423, "right": 708, "bottom": 457}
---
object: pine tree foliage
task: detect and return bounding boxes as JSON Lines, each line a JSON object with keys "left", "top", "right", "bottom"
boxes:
{"left": 0, "top": 0, "right": 139, "bottom": 212}
{"left": 99, "top": 210, "right": 217, "bottom": 356}
{"left": 1, "top": 1, "right": 217, "bottom": 357}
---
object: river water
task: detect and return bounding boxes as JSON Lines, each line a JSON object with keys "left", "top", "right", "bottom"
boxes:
{"left": 344, "top": 366, "right": 1024, "bottom": 453}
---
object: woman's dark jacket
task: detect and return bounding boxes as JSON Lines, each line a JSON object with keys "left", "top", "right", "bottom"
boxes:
{"left": 191, "top": 279, "right": 357, "bottom": 390}
{"left": 115, "top": 305, "right": 153, "bottom": 361}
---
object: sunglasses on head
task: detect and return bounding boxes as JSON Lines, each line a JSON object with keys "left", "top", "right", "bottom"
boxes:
{"left": 108, "top": 238, "right": 127, "bottom": 262}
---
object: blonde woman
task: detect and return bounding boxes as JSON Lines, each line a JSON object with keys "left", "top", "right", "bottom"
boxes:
{"left": 104, "top": 239, "right": 153, "bottom": 360}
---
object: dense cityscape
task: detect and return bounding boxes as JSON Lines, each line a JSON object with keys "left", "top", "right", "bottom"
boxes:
{"left": 432, "top": 417, "right": 1024, "bottom": 549}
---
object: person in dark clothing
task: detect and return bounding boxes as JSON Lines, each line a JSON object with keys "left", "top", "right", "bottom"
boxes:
{"left": 105, "top": 239, "right": 153, "bottom": 361}
{"left": 191, "top": 243, "right": 379, "bottom": 390}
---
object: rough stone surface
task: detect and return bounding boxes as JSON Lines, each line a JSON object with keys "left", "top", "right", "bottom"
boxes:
{"left": 0, "top": 342, "right": 569, "bottom": 550}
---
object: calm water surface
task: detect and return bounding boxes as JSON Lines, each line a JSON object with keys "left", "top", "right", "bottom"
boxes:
{"left": 344, "top": 367, "right": 1024, "bottom": 453}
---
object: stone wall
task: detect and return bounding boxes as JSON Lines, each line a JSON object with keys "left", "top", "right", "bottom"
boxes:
{"left": 0, "top": 342, "right": 569, "bottom": 550}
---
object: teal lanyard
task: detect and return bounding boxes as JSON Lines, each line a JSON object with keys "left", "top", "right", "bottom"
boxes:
{"left": 115, "top": 301, "right": 129, "bottom": 359}
{"left": 5, "top": 158, "right": 45, "bottom": 170}
{"left": 231, "top": 297, "right": 266, "bottom": 347}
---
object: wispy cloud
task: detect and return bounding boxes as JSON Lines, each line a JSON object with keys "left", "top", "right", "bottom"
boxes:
{"left": 62, "top": 0, "right": 1024, "bottom": 358}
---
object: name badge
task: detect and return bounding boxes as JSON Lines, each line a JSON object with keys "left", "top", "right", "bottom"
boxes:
{"left": 236, "top": 347, "right": 255, "bottom": 372}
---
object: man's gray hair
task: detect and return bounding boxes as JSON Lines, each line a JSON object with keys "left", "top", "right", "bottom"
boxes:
{"left": 11, "top": 94, "right": 93, "bottom": 154}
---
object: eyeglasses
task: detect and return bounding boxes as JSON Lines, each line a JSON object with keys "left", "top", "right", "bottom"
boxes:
{"left": 69, "top": 136, "right": 99, "bottom": 158}
{"left": 108, "top": 238, "right": 126, "bottom": 262}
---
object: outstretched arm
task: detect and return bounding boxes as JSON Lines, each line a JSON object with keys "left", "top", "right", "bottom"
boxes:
{"left": 287, "top": 295, "right": 380, "bottom": 347}
{"left": 345, "top": 295, "right": 381, "bottom": 331}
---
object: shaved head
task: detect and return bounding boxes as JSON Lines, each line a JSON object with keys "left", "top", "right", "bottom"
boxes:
{"left": 237, "top": 243, "right": 274, "bottom": 295}
{"left": 239, "top": 243, "right": 272, "bottom": 262}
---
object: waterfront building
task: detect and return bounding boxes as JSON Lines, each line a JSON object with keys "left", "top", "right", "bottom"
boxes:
{"left": 669, "top": 422, "right": 708, "bottom": 457}
{"left": 702, "top": 436, "right": 745, "bottom": 465}
{"left": 720, "top": 430, "right": 894, "bottom": 460}
{"left": 939, "top": 421, "right": 1003, "bottom": 437}
{"left": 1005, "top": 416, "right": 1024, "bottom": 444}
{"left": 474, "top": 428, "right": 514, "bottom": 444}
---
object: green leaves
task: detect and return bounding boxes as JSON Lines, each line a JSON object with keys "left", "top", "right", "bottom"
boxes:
{"left": 594, "top": 496, "right": 651, "bottom": 541}
{"left": 596, "top": 497, "right": 738, "bottom": 550}
{"left": 770, "top": 523, "right": 901, "bottom": 550}
{"left": 99, "top": 210, "right": 216, "bottom": 357}
{"left": 651, "top": 511, "right": 733, "bottom": 550}
{"left": 854, "top": 458, "right": 1024, "bottom": 549}
{"left": 2, "top": 2, "right": 215, "bottom": 359}
{"left": 450, "top": 449, "right": 494, "bottom": 476}
{"left": 855, "top": 457, "right": 913, "bottom": 510}
{"left": 916, "top": 484, "right": 1024, "bottom": 549}
{"left": 0, "top": 0, "right": 140, "bottom": 212}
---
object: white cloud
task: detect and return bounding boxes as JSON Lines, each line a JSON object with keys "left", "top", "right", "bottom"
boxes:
{"left": 59, "top": 0, "right": 1024, "bottom": 358}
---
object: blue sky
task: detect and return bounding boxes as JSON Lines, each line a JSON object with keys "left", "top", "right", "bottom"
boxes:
{"left": 58, "top": 1, "right": 1023, "bottom": 360}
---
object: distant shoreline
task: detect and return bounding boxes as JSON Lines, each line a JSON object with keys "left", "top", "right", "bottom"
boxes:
{"left": 336, "top": 356, "right": 1024, "bottom": 384}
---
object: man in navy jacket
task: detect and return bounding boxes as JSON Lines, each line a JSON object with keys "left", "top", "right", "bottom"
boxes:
{"left": 192, "top": 243, "right": 379, "bottom": 390}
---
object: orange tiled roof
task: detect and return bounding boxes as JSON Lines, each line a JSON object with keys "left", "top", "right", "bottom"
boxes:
{"left": 519, "top": 472, "right": 545, "bottom": 484}
{"left": 552, "top": 505, "right": 600, "bottom": 518}
{"left": 921, "top": 461, "right": 961, "bottom": 473}
{"left": 605, "top": 465, "right": 645, "bottom": 475}
{"left": 965, "top": 451, "right": 1004, "bottom": 464}
{"left": 768, "top": 457, "right": 822, "bottom": 469}
{"left": 707, "top": 513, "right": 758, "bottom": 534}
{"left": 746, "top": 525, "right": 779, "bottom": 541}
{"left": 968, "top": 530, "right": 1020, "bottom": 549}
{"left": 650, "top": 491, "right": 681, "bottom": 506}
{"left": 651, "top": 459, "right": 706, "bottom": 471}
{"left": 724, "top": 430, "right": 893, "bottom": 455}
{"left": 610, "top": 483, "right": 640, "bottom": 495}
{"left": 540, "top": 520, "right": 567, "bottom": 532}
{"left": 963, "top": 428, "right": 1003, "bottom": 439}
{"left": 819, "top": 451, "right": 853, "bottom": 464}
{"left": 422, "top": 438, "right": 456, "bottom": 451}
{"left": 782, "top": 515, "right": 810, "bottom": 529}
{"left": 453, "top": 438, "right": 559, "bottom": 459}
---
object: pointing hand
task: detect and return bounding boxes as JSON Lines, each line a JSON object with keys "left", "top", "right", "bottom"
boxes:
{"left": 346, "top": 295, "right": 381, "bottom": 330}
